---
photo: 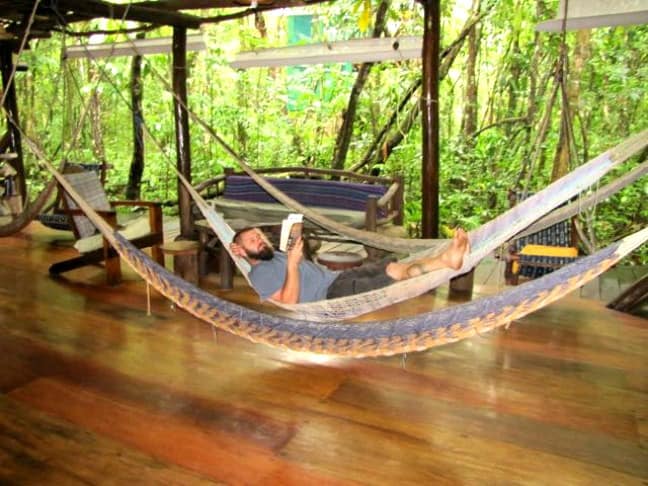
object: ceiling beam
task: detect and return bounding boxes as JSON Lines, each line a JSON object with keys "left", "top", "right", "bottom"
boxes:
{"left": 135, "top": 0, "right": 333, "bottom": 11}
{"left": 49, "top": 0, "right": 204, "bottom": 28}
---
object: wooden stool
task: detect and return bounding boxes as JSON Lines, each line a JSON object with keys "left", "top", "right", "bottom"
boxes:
{"left": 317, "top": 251, "right": 365, "bottom": 271}
{"left": 160, "top": 240, "right": 200, "bottom": 285}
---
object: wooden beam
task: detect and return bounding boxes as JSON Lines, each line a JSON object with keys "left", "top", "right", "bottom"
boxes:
{"left": 419, "top": 0, "right": 440, "bottom": 238}
{"left": 50, "top": 0, "right": 203, "bottom": 28}
{"left": 0, "top": 42, "right": 26, "bottom": 202}
{"left": 607, "top": 273, "right": 648, "bottom": 314}
{"left": 135, "top": 0, "right": 334, "bottom": 10}
{"left": 172, "top": 27, "right": 194, "bottom": 238}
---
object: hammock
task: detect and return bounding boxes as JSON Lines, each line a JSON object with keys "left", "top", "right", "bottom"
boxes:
{"left": 178, "top": 132, "right": 647, "bottom": 321}
{"left": 38, "top": 155, "right": 648, "bottom": 357}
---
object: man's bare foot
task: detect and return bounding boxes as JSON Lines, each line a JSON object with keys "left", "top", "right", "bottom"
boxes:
{"left": 440, "top": 228, "right": 470, "bottom": 270}
{"left": 402, "top": 228, "right": 471, "bottom": 279}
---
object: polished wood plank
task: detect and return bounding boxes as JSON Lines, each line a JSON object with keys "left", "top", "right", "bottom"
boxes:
{"left": 0, "top": 222, "right": 647, "bottom": 484}
{"left": 0, "top": 395, "right": 216, "bottom": 485}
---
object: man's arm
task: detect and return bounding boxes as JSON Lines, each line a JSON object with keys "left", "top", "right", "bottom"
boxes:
{"left": 270, "top": 237, "right": 304, "bottom": 304}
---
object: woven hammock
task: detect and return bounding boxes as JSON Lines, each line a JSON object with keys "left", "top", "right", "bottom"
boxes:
{"left": 37, "top": 156, "right": 648, "bottom": 357}
{"left": 178, "top": 132, "right": 647, "bottom": 321}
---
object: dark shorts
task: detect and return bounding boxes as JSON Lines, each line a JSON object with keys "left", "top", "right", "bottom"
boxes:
{"left": 326, "top": 256, "right": 397, "bottom": 299}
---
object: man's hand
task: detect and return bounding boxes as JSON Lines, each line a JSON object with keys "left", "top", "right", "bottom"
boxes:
{"left": 286, "top": 236, "right": 304, "bottom": 268}
{"left": 269, "top": 236, "right": 303, "bottom": 304}
{"left": 230, "top": 241, "right": 245, "bottom": 258}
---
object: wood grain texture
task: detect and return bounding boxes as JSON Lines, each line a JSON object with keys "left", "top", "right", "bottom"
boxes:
{"left": 0, "top": 222, "right": 646, "bottom": 484}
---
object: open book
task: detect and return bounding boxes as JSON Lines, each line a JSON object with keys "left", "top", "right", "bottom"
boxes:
{"left": 279, "top": 213, "right": 303, "bottom": 252}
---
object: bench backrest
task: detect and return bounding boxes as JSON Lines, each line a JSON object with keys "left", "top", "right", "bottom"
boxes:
{"left": 511, "top": 191, "right": 574, "bottom": 251}
{"left": 62, "top": 171, "right": 112, "bottom": 238}
{"left": 223, "top": 175, "right": 388, "bottom": 216}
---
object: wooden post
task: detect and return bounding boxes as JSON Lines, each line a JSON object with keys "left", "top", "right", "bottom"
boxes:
{"left": 607, "top": 273, "right": 648, "bottom": 314}
{"left": 219, "top": 248, "right": 234, "bottom": 290}
{"left": 394, "top": 174, "right": 404, "bottom": 226}
{"left": 172, "top": 27, "right": 193, "bottom": 239}
{"left": 418, "top": 0, "right": 440, "bottom": 239}
{"left": 103, "top": 212, "right": 122, "bottom": 285}
{"left": 365, "top": 195, "right": 378, "bottom": 233}
{"left": 0, "top": 42, "right": 26, "bottom": 203}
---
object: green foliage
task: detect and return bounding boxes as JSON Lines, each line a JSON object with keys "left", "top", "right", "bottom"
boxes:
{"left": 12, "top": 0, "right": 648, "bottom": 264}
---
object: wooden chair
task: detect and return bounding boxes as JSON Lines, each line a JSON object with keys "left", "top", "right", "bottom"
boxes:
{"left": 49, "top": 171, "right": 164, "bottom": 285}
{"left": 504, "top": 191, "right": 579, "bottom": 285}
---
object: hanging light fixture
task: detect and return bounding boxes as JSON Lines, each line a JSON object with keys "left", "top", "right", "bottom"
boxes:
{"left": 537, "top": 0, "right": 648, "bottom": 31}
{"left": 230, "top": 36, "right": 422, "bottom": 69}
{"left": 65, "top": 33, "right": 206, "bottom": 59}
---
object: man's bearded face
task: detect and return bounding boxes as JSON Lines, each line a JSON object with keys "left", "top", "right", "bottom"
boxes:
{"left": 245, "top": 245, "right": 274, "bottom": 261}
{"left": 239, "top": 230, "right": 274, "bottom": 261}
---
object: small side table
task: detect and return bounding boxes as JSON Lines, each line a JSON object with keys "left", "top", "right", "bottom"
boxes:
{"left": 316, "top": 251, "right": 365, "bottom": 271}
{"left": 160, "top": 240, "right": 200, "bottom": 285}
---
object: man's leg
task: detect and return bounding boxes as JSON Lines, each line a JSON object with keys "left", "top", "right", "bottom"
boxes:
{"left": 326, "top": 257, "right": 397, "bottom": 299}
{"left": 386, "top": 229, "right": 470, "bottom": 281}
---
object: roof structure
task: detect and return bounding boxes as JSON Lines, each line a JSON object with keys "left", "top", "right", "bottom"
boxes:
{"left": 0, "top": 0, "right": 332, "bottom": 43}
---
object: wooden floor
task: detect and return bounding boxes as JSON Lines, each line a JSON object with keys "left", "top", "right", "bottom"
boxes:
{"left": 1, "top": 222, "right": 647, "bottom": 485}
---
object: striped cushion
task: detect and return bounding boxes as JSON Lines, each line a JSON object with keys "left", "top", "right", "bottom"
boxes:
{"left": 223, "top": 176, "right": 388, "bottom": 217}
{"left": 519, "top": 254, "right": 578, "bottom": 278}
{"left": 38, "top": 212, "right": 73, "bottom": 231}
{"left": 513, "top": 192, "right": 576, "bottom": 278}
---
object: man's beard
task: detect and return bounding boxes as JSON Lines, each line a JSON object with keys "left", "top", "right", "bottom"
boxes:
{"left": 246, "top": 246, "right": 274, "bottom": 261}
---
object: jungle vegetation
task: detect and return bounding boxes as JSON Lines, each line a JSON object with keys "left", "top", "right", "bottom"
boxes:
{"left": 13, "top": 0, "right": 648, "bottom": 262}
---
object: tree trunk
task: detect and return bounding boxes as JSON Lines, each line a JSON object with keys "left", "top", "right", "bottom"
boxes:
{"left": 331, "top": 0, "right": 390, "bottom": 171}
{"left": 126, "top": 32, "right": 146, "bottom": 200}
{"left": 352, "top": 8, "right": 488, "bottom": 173}
{"left": 87, "top": 67, "right": 107, "bottom": 184}
{"left": 461, "top": 0, "right": 480, "bottom": 142}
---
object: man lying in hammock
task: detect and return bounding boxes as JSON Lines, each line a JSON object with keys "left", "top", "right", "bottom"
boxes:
{"left": 230, "top": 227, "right": 470, "bottom": 304}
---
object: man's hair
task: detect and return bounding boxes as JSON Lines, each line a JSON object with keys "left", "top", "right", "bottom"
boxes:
{"left": 232, "top": 226, "right": 258, "bottom": 244}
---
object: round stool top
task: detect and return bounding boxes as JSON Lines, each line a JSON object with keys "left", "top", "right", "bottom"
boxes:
{"left": 317, "top": 251, "right": 365, "bottom": 271}
{"left": 159, "top": 240, "right": 200, "bottom": 256}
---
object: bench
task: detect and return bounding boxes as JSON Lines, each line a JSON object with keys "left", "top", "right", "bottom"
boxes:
{"left": 196, "top": 167, "right": 404, "bottom": 236}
